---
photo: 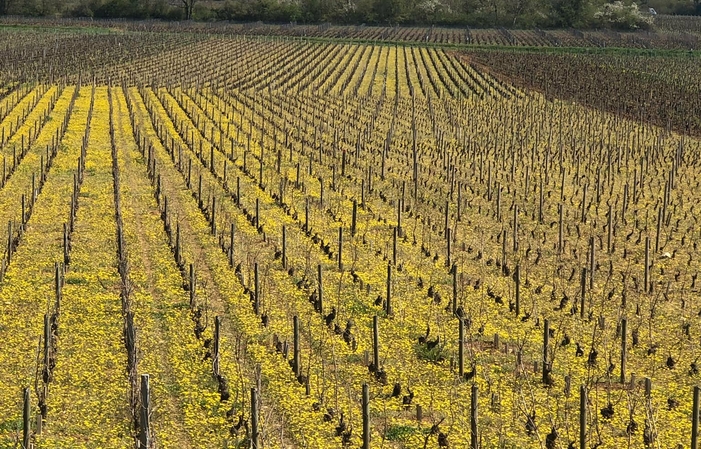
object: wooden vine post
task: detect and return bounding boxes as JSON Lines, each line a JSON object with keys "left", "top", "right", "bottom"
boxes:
{"left": 446, "top": 228, "right": 451, "bottom": 268}
{"left": 317, "top": 264, "right": 323, "bottom": 315}
{"left": 351, "top": 199, "right": 357, "bottom": 236}
{"left": 397, "top": 199, "right": 403, "bottom": 236}
{"left": 607, "top": 204, "right": 612, "bottom": 253}
{"left": 512, "top": 204, "right": 518, "bottom": 252}
{"left": 251, "top": 387, "right": 260, "bottom": 449}
{"left": 620, "top": 318, "right": 627, "bottom": 384}
{"left": 43, "top": 313, "right": 50, "bottom": 384}
{"left": 558, "top": 204, "right": 563, "bottom": 255}
{"left": 385, "top": 264, "right": 392, "bottom": 316}
{"left": 210, "top": 197, "right": 216, "bottom": 236}
{"left": 644, "top": 236, "right": 650, "bottom": 294}
{"left": 542, "top": 319, "right": 549, "bottom": 384}
{"left": 514, "top": 264, "right": 520, "bottom": 317}
{"left": 293, "top": 315, "right": 301, "bottom": 378}
{"left": 55, "top": 262, "right": 62, "bottom": 312}
{"left": 175, "top": 223, "right": 182, "bottom": 267}
{"left": 362, "top": 382, "right": 370, "bottom": 449}
{"left": 254, "top": 262, "right": 260, "bottom": 315}
{"left": 139, "top": 374, "right": 150, "bottom": 449}
{"left": 452, "top": 264, "right": 458, "bottom": 315}
{"left": 501, "top": 229, "right": 507, "bottom": 274}
{"left": 255, "top": 198, "right": 260, "bottom": 229}
{"left": 213, "top": 316, "right": 221, "bottom": 378}
{"left": 189, "top": 264, "right": 196, "bottom": 308}
{"left": 580, "top": 267, "right": 587, "bottom": 319}
{"left": 372, "top": 315, "right": 379, "bottom": 369}
{"left": 693, "top": 385, "right": 700, "bottom": 449}
{"left": 236, "top": 176, "right": 240, "bottom": 206}
{"left": 22, "top": 387, "right": 30, "bottom": 449}
{"left": 281, "top": 225, "right": 286, "bottom": 269}
{"left": 338, "top": 227, "right": 343, "bottom": 271}
{"left": 228, "top": 223, "right": 234, "bottom": 268}
{"left": 470, "top": 384, "right": 478, "bottom": 449}
{"left": 589, "top": 235, "right": 595, "bottom": 289}
{"left": 458, "top": 317, "right": 464, "bottom": 377}
{"left": 579, "top": 385, "right": 586, "bottom": 449}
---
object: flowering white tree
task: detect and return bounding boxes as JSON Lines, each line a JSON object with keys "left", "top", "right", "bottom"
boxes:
{"left": 594, "top": 1, "right": 653, "bottom": 30}
{"left": 416, "top": 0, "right": 450, "bottom": 23}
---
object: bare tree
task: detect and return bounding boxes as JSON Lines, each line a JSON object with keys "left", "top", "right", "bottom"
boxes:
{"left": 0, "top": 0, "right": 13, "bottom": 15}
{"left": 182, "top": 0, "right": 195, "bottom": 20}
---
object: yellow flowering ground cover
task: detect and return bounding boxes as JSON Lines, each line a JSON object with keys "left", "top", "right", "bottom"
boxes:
{"left": 130, "top": 85, "right": 337, "bottom": 448}
{"left": 157, "top": 63, "right": 701, "bottom": 447}
{"left": 161, "top": 85, "right": 471, "bottom": 447}
{"left": 0, "top": 85, "right": 85, "bottom": 446}
{"left": 0, "top": 85, "right": 61, "bottom": 157}
{"left": 0, "top": 85, "right": 49, "bottom": 148}
{"left": 144, "top": 82, "right": 463, "bottom": 448}
{"left": 0, "top": 86, "right": 73, "bottom": 264}
{"left": 0, "top": 33, "right": 700, "bottom": 448}
{"left": 39, "top": 86, "right": 132, "bottom": 448}
{"left": 111, "top": 86, "right": 229, "bottom": 448}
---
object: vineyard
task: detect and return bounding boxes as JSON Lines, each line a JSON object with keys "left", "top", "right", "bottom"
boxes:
{"left": 0, "top": 23, "right": 700, "bottom": 449}
{"left": 3, "top": 16, "right": 701, "bottom": 50}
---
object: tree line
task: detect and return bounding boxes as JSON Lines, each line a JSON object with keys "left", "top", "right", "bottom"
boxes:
{"left": 2, "top": 0, "right": 700, "bottom": 28}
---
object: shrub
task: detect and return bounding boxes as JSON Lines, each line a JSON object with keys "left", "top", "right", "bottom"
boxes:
{"left": 594, "top": 1, "right": 654, "bottom": 30}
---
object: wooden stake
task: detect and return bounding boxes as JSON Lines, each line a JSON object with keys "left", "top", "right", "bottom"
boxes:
{"left": 139, "top": 374, "right": 150, "bottom": 449}
{"left": 452, "top": 264, "right": 458, "bottom": 315}
{"left": 514, "top": 264, "right": 520, "bottom": 317}
{"left": 459, "top": 318, "right": 464, "bottom": 377}
{"left": 251, "top": 387, "right": 259, "bottom": 449}
{"left": 43, "top": 314, "right": 50, "bottom": 383}
{"left": 293, "top": 315, "right": 300, "bottom": 377}
{"left": 54, "top": 262, "right": 61, "bottom": 312}
{"left": 512, "top": 204, "right": 518, "bottom": 252}
{"left": 620, "top": 318, "right": 627, "bottom": 384}
{"left": 579, "top": 385, "right": 586, "bottom": 449}
{"left": 22, "top": 387, "right": 30, "bottom": 449}
{"left": 338, "top": 227, "right": 343, "bottom": 271}
{"left": 446, "top": 228, "right": 451, "bottom": 267}
{"left": 644, "top": 237, "right": 650, "bottom": 294}
{"left": 655, "top": 207, "right": 662, "bottom": 253}
{"left": 213, "top": 316, "right": 221, "bottom": 377}
{"left": 254, "top": 262, "right": 260, "bottom": 315}
{"left": 581, "top": 184, "right": 587, "bottom": 223}
{"left": 385, "top": 264, "right": 391, "bottom": 316}
{"left": 236, "top": 176, "right": 240, "bottom": 206}
{"left": 189, "top": 264, "right": 195, "bottom": 308}
{"left": 501, "top": 229, "right": 507, "bottom": 276}
{"left": 362, "top": 383, "right": 370, "bottom": 449}
{"left": 211, "top": 197, "right": 216, "bottom": 236}
{"left": 281, "top": 225, "right": 286, "bottom": 269}
{"left": 255, "top": 198, "right": 259, "bottom": 229}
{"left": 607, "top": 205, "right": 612, "bottom": 253}
{"left": 645, "top": 377, "right": 652, "bottom": 405}
{"left": 589, "top": 236, "right": 595, "bottom": 289}
{"left": 317, "top": 264, "right": 323, "bottom": 315}
{"left": 558, "top": 204, "right": 563, "bottom": 255}
{"left": 372, "top": 315, "right": 379, "bottom": 369}
{"left": 351, "top": 200, "right": 357, "bottom": 236}
{"left": 228, "top": 223, "right": 234, "bottom": 268}
{"left": 693, "top": 385, "right": 699, "bottom": 449}
{"left": 543, "top": 319, "right": 549, "bottom": 384}
{"left": 7, "top": 220, "right": 12, "bottom": 264}
{"left": 471, "top": 384, "right": 478, "bottom": 449}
